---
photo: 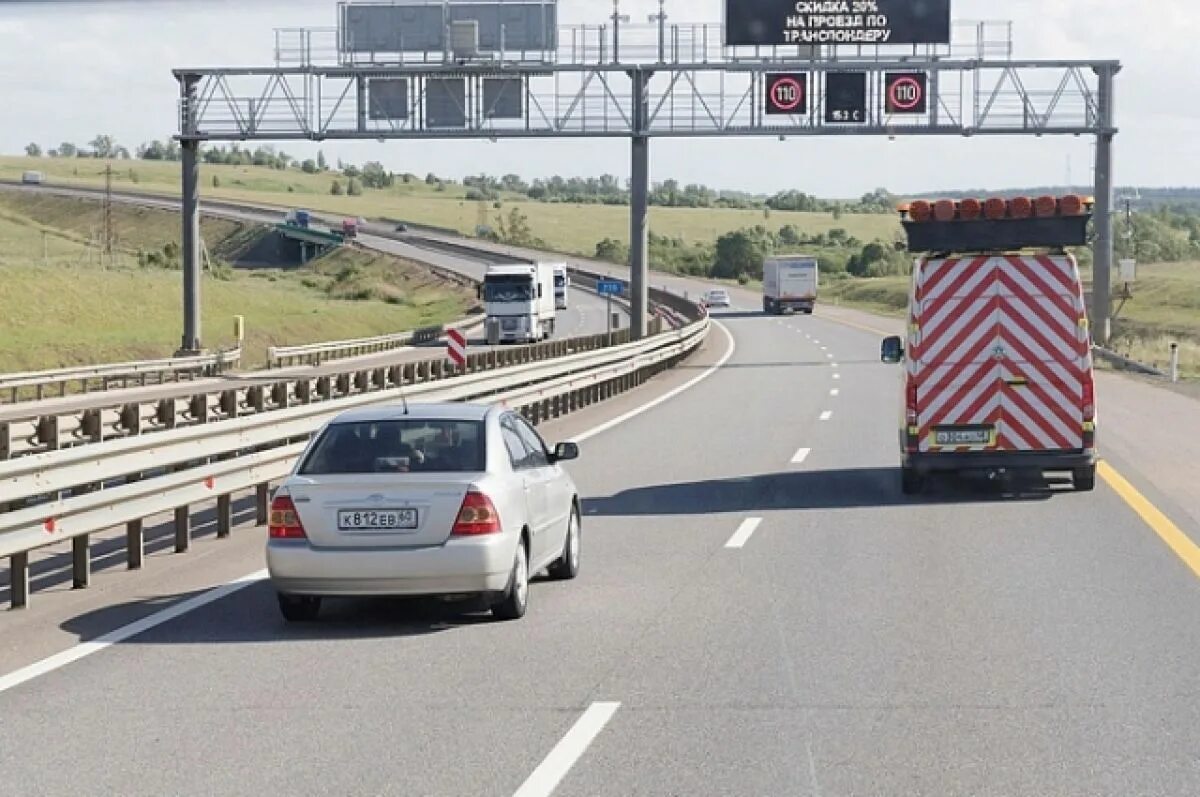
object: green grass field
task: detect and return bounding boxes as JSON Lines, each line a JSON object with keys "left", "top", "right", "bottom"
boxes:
{"left": 2, "top": 155, "right": 901, "bottom": 258}
{"left": 0, "top": 191, "right": 474, "bottom": 372}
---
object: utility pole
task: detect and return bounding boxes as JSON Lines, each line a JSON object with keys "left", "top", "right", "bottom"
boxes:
{"left": 103, "top": 164, "right": 115, "bottom": 267}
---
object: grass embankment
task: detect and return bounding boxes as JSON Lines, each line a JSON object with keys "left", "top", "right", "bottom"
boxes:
{"left": 0, "top": 155, "right": 900, "bottom": 260}
{"left": 0, "top": 193, "right": 475, "bottom": 372}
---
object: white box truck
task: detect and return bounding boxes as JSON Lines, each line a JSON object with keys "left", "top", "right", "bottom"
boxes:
{"left": 762, "top": 256, "right": 819, "bottom": 314}
{"left": 483, "top": 263, "right": 557, "bottom": 343}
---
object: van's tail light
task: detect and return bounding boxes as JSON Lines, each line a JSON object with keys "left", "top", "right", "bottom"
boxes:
{"left": 452, "top": 490, "right": 501, "bottom": 536}
{"left": 1082, "top": 376, "right": 1097, "bottom": 449}
{"left": 905, "top": 381, "right": 919, "bottom": 425}
{"left": 1082, "top": 376, "right": 1096, "bottom": 422}
{"left": 268, "top": 495, "right": 307, "bottom": 540}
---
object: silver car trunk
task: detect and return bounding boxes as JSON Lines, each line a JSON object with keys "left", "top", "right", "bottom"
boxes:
{"left": 285, "top": 474, "right": 475, "bottom": 549}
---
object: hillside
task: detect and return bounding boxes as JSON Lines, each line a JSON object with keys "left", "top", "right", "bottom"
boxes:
{"left": 1, "top": 155, "right": 901, "bottom": 260}
{"left": 0, "top": 191, "right": 475, "bottom": 372}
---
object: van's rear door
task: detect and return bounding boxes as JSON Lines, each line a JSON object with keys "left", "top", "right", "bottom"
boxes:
{"left": 914, "top": 257, "right": 1002, "bottom": 453}
{"left": 993, "top": 254, "right": 1088, "bottom": 452}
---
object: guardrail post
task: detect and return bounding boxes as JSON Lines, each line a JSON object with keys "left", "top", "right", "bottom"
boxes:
{"left": 297, "top": 380, "right": 313, "bottom": 404}
{"left": 0, "top": 422, "right": 9, "bottom": 460}
{"left": 220, "top": 389, "right": 238, "bottom": 418}
{"left": 127, "top": 513, "right": 144, "bottom": 570}
{"left": 10, "top": 552, "right": 29, "bottom": 609}
{"left": 256, "top": 483, "right": 270, "bottom": 526}
{"left": 217, "top": 494, "right": 233, "bottom": 539}
{"left": 37, "top": 415, "right": 60, "bottom": 453}
{"left": 175, "top": 504, "right": 190, "bottom": 553}
{"left": 72, "top": 535, "right": 91, "bottom": 589}
{"left": 316, "top": 378, "right": 332, "bottom": 401}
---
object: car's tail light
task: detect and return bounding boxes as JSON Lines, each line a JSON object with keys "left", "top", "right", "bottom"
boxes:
{"left": 452, "top": 490, "right": 501, "bottom": 536}
{"left": 1082, "top": 376, "right": 1096, "bottom": 422}
{"left": 269, "top": 495, "right": 307, "bottom": 540}
{"left": 905, "top": 381, "right": 919, "bottom": 425}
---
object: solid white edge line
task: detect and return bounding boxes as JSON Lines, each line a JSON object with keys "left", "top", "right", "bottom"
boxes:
{"left": 725, "top": 518, "right": 763, "bottom": 549}
{"left": 0, "top": 569, "right": 268, "bottom": 696}
{"left": 0, "top": 322, "right": 738, "bottom": 694}
{"left": 819, "top": 411, "right": 833, "bottom": 421}
{"left": 570, "top": 321, "right": 736, "bottom": 444}
{"left": 512, "top": 701, "right": 621, "bottom": 797}
{"left": 791, "top": 447, "right": 812, "bottom": 465}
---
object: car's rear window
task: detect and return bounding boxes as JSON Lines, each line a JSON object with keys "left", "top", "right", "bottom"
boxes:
{"left": 299, "top": 420, "right": 485, "bottom": 475}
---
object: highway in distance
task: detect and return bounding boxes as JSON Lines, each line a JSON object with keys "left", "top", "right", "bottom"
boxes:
{"left": 3, "top": 286, "right": 1200, "bottom": 796}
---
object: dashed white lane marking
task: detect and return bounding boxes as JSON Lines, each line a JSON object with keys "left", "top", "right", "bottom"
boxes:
{"left": 725, "top": 517, "right": 764, "bottom": 549}
{"left": 819, "top": 410, "right": 833, "bottom": 421}
{"left": 833, "top": 373, "right": 841, "bottom": 380}
{"left": 791, "top": 447, "right": 812, "bottom": 465}
{"left": 830, "top": 389, "right": 840, "bottom": 397}
{"left": 513, "top": 702, "right": 622, "bottom": 797}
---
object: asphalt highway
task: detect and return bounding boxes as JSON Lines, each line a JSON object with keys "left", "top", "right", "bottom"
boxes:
{"left": 3, "top": 297, "right": 1200, "bottom": 795}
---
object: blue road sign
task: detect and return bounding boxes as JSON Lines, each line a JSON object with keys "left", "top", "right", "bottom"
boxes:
{"left": 597, "top": 279, "right": 623, "bottom": 296}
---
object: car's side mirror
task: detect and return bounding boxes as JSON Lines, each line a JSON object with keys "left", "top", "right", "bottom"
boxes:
{"left": 881, "top": 336, "right": 905, "bottom": 364}
{"left": 551, "top": 442, "right": 579, "bottom": 463}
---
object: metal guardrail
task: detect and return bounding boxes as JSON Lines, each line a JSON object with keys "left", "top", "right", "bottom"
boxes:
{"left": 0, "top": 349, "right": 242, "bottom": 405}
{"left": 1092, "top": 345, "right": 1169, "bottom": 378}
{"left": 0, "top": 309, "right": 708, "bottom": 608}
{"left": 266, "top": 314, "right": 486, "bottom": 368}
{"left": 0, "top": 326, "right": 646, "bottom": 462}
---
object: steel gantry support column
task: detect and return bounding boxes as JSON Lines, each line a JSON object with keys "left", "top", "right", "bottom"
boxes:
{"left": 180, "top": 139, "right": 202, "bottom": 353}
{"left": 629, "top": 67, "right": 652, "bottom": 340}
{"left": 178, "top": 73, "right": 203, "bottom": 355}
{"left": 1091, "top": 63, "right": 1119, "bottom": 346}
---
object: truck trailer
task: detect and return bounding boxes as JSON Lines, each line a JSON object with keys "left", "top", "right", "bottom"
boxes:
{"left": 762, "top": 256, "right": 819, "bottom": 314}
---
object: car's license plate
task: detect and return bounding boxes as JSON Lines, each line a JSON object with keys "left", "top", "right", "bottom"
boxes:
{"left": 337, "top": 509, "right": 418, "bottom": 531}
{"left": 934, "top": 427, "right": 993, "bottom": 446}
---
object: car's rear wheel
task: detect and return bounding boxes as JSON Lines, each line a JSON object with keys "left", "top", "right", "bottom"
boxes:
{"left": 901, "top": 467, "right": 927, "bottom": 496}
{"left": 548, "top": 507, "right": 581, "bottom": 581}
{"left": 278, "top": 593, "right": 321, "bottom": 622}
{"left": 492, "top": 538, "right": 529, "bottom": 621}
{"left": 1073, "top": 466, "right": 1096, "bottom": 492}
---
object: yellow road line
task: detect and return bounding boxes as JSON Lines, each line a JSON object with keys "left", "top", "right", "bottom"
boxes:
{"left": 1099, "top": 461, "right": 1200, "bottom": 579}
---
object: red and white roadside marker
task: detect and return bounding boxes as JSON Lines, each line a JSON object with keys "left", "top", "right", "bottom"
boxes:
{"left": 447, "top": 328, "right": 468, "bottom": 367}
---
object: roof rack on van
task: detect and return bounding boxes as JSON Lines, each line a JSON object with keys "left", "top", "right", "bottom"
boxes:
{"left": 897, "top": 194, "right": 1093, "bottom": 253}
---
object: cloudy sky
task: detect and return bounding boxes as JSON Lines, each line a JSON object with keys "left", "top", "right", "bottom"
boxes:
{"left": 0, "top": 0, "right": 1195, "bottom": 197}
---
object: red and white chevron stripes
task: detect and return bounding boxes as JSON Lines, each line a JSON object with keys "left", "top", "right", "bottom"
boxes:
{"left": 907, "top": 254, "right": 1092, "bottom": 454}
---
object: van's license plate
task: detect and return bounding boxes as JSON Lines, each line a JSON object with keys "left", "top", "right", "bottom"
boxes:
{"left": 338, "top": 509, "right": 418, "bottom": 531}
{"left": 934, "top": 428, "right": 992, "bottom": 446}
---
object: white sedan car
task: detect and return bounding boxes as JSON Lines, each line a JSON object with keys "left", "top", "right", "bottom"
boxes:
{"left": 703, "top": 289, "right": 732, "bottom": 308}
{"left": 267, "top": 402, "right": 581, "bottom": 622}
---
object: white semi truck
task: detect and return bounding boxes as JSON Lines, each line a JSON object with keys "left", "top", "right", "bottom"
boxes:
{"left": 762, "top": 256, "right": 819, "bottom": 315}
{"left": 483, "top": 263, "right": 557, "bottom": 343}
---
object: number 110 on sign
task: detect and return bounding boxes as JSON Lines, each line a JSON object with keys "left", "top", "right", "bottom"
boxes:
{"left": 766, "top": 74, "right": 808, "bottom": 115}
